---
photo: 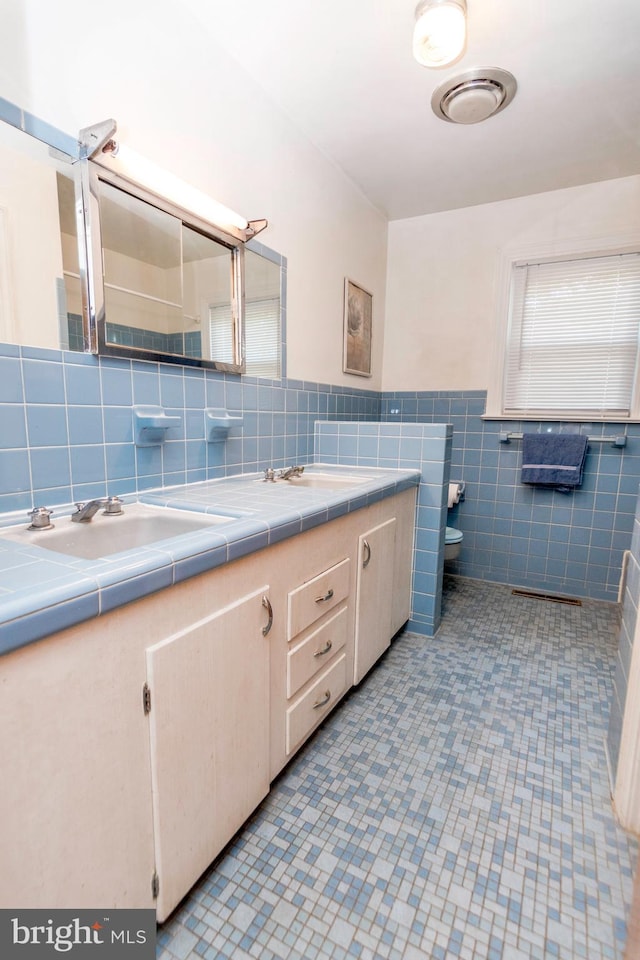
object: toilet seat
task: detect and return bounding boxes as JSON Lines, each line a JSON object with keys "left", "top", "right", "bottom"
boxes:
{"left": 445, "top": 526, "right": 463, "bottom": 544}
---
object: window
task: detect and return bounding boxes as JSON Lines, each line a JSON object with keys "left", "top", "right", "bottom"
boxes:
{"left": 209, "top": 297, "right": 281, "bottom": 379}
{"left": 499, "top": 250, "right": 640, "bottom": 419}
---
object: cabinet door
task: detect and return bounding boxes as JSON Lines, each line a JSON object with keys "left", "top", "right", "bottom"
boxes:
{"left": 0, "top": 623, "right": 154, "bottom": 910}
{"left": 146, "top": 586, "right": 271, "bottom": 921}
{"left": 354, "top": 518, "right": 397, "bottom": 684}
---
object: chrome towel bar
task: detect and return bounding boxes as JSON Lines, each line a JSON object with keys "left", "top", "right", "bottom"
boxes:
{"left": 499, "top": 431, "right": 627, "bottom": 448}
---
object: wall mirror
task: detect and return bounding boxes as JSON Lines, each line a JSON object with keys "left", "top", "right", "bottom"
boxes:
{"left": 0, "top": 106, "right": 285, "bottom": 377}
{"left": 0, "top": 118, "right": 72, "bottom": 350}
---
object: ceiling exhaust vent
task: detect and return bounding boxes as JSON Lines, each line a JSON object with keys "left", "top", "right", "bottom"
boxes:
{"left": 432, "top": 66, "right": 517, "bottom": 124}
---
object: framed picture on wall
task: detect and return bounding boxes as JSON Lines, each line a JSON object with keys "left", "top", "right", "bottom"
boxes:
{"left": 343, "top": 278, "right": 372, "bottom": 377}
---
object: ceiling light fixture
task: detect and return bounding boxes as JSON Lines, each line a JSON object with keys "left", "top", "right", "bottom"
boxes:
{"left": 413, "top": 0, "right": 467, "bottom": 68}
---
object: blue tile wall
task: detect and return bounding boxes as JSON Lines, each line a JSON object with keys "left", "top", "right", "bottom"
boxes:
{"left": 4, "top": 346, "right": 637, "bottom": 629}
{"left": 0, "top": 343, "right": 380, "bottom": 515}
{"left": 66, "top": 314, "right": 84, "bottom": 352}
{"left": 103, "top": 322, "right": 203, "bottom": 360}
{"left": 607, "top": 506, "right": 640, "bottom": 785}
{"left": 381, "top": 391, "right": 640, "bottom": 603}
{"left": 315, "top": 421, "right": 452, "bottom": 636}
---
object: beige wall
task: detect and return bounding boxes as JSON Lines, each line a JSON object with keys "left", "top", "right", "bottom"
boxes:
{"left": 0, "top": 0, "right": 387, "bottom": 388}
{"left": 3, "top": 1, "right": 639, "bottom": 393}
{"left": 383, "top": 175, "right": 640, "bottom": 392}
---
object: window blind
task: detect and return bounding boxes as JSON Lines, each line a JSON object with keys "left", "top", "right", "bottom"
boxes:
{"left": 503, "top": 252, "right": 640, "bottom": 417}
{"left": 208, "top": 303, "right": 235, "bottom": 365}
{"left": 209, "top": 297, "right": 281, "bottom": 378}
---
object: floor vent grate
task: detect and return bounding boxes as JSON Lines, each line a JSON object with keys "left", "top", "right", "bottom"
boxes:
{"left": 511, "top": 588, "right": 582, "bottom": 606}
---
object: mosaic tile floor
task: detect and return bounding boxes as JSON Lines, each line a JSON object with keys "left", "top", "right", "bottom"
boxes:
{"left": 156, "top": 577, "right": 638, "bottom": 960}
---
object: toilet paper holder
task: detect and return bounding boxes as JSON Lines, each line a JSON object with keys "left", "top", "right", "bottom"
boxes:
{"left": 448, "top": 480, "right": 465, "bottom": 507}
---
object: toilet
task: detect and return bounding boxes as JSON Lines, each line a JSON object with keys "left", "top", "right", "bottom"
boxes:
{"left": 445, "top": 480, "right": 465, "bottom": 561}
{"left": 445, "top": 526, "right": 463, "bottom": 561}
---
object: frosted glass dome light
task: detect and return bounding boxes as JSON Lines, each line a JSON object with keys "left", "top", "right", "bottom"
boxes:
{"left": 413, "top": 0, "right": 467, "bottom": 68}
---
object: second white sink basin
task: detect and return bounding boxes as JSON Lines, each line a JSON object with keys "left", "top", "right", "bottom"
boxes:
{"left": 1, "top": 503, "right": 231, "bottom": 560}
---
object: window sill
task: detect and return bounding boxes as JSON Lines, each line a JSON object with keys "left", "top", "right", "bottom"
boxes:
{"left": 482, "top": 414, "right": 640, "bottom": 423}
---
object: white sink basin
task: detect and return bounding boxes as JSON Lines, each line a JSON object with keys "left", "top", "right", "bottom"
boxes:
{"left": 1, "top": 503, "right": 231, "bottom": 560}
{"left": 261, "top": 471, "right": 373, "bottom": 490}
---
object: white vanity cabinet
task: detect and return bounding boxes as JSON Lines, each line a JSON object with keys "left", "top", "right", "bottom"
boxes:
{"left": 146, "top": 584, "right": 271, "bottom": 922}
{"left": 0, "top": 554, "right": 273, "bottom": 919}
{"left": 353, "top": 488, "right": 416, "bottom": 683}
{"left": 268, "top": 485, "right": 417, "bottom": 778}
{"left": 285, "top": 557, "right": 351, "bottom": 757}
{"left": 0, "top": 484, "right": 416, "bottom": 916}
{"left": 354, "top": 518, "right": 397, "bottom": 683}
{"left": 0, "top": 607, "right": 156, "bottom": 911}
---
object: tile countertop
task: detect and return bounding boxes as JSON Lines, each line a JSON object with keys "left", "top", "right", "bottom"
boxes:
{"left": 0, "top": 465, "right": 420, "bottom": 657}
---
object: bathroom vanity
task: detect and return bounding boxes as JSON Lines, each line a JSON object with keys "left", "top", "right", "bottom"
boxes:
{"left": 0, "top": 467, "right": 417, "bottom": 920}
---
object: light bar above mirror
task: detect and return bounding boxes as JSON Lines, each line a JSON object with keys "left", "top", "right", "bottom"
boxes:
{"left": 78, "top": 118, "right": 267, "bottom": 245}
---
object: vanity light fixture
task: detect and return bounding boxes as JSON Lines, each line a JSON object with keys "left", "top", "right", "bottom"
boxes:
{"left": 76, "top": 118, "right": 267, "bottom": 241}
{"left": 413, "top": 0, "right": 467, "bottom": 68}
{"left": 78, "top": 118, "right": 118, "bottom": 160}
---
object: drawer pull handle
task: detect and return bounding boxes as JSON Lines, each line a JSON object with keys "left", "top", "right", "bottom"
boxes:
{"left": 315, "top": 588, "right": 334, "bottom": 603}
{"left": 314, "top": 640, "right": 333, "bottom": 658}
{"left": 262, "top": 595, "right": 273, "bottom": 636}
{"left": 313, "top": 690, "right": 332, "bottom": 709}
{"left": 363, "top": 539, "right": 371, "bottom": 568}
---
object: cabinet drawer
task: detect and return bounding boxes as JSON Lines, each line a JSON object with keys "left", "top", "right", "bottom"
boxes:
{"left": 287, "top": 558, "right": 350, "bottom": 640}
{"left": 286, "top": 654, "right": 347, "bottom": 755}
{"left": 287, "top": 606, "right": 348, "bottom": 698}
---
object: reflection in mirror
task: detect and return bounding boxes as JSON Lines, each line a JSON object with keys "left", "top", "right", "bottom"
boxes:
{"left": 183, "top": 223, "right": 236, "bottom": 362}
{"left": 0, "top": 121, "right": 69, "bottom": 350}
{"left": 102, "top": 180, "right": 183, "bottom": 350}
{"left": 57, "top": 170, "right": 83, "bottom": 349}
{"left": 100, "top": 185, "right": 234, "bottom": 360}
{"left": 208, "top": 247, "right": 282, "bottom": 378}
{"left": 244, "top": 248, "right": 282, "bottom": 378}
{"left": 89, "top": 174, "right": 241, "bottom": 369}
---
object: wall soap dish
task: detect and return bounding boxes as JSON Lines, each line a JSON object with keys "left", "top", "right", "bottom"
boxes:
{"left": 205, "top": 409, "right": 243, "bottom": 443}
{"left": 133, "top": 406, "right": 182, "bottom": 447}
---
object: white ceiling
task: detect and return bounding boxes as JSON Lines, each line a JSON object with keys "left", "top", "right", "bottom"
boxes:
{"left": 184, "top": 0, "right": 640, "bottom": 221}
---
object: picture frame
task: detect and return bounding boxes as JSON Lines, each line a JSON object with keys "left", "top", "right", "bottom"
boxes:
{"left": 343, "top": 278, "right": 372, "bottom": 377}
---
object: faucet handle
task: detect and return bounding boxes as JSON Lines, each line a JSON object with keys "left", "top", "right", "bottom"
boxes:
{"left": 28, "top": 506, "right": 54, "bottom": 529}
{"left": 264, "top": 468, "right": 275, "bottom": 482}
{"left": 103, "top": 496, "right": 124, "bottom": 515}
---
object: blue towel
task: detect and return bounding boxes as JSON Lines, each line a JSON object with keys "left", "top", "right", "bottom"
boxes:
{"left": 521, "top": 433, "right": 588, "bottom": 491}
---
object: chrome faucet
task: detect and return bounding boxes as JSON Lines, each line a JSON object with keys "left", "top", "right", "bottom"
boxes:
{"left": 278, "top": 465, "right": 305, "bottom": 481}
{"left": 72, "top": 496, "right": 123, "bottom": 523}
